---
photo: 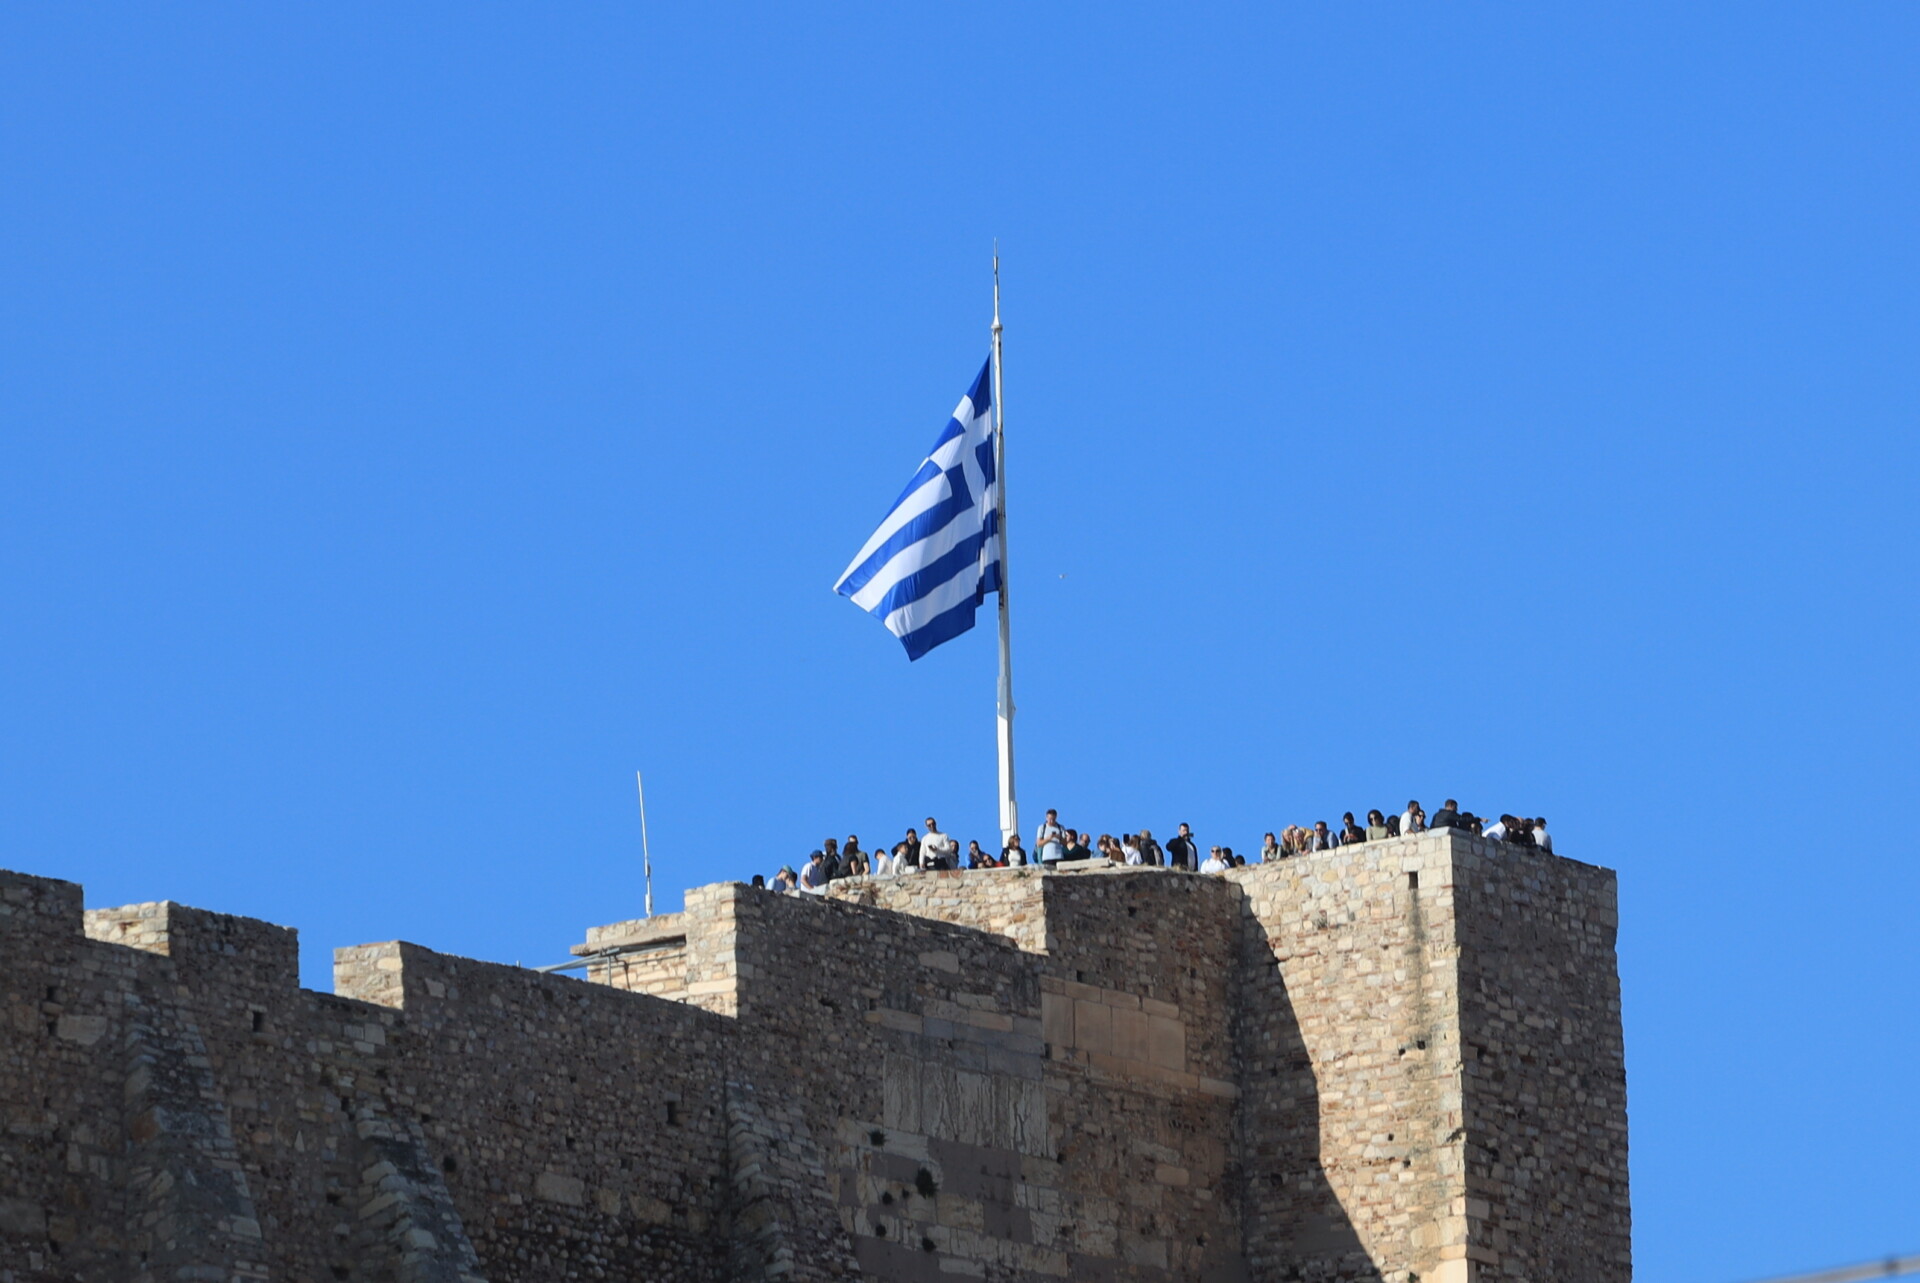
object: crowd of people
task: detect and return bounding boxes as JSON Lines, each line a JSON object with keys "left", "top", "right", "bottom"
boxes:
{"left": 754, "top": 801, "right": 1553, "bottom": 893}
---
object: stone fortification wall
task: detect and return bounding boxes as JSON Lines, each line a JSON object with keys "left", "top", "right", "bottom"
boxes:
{"left": 334, "top": 941, "right": 730, "bottom": 1280}
{"left": 1451, "top": 847, "right": 1630, "bottom": 1280}
{"left": 827, "top": 867, "right": 1051, "bottom": 952}
{"left": 3, "top": 880, "right": 488, "bottom": 1283}
{"left": 1232, "top": 837, "right": 1467, "bottom": 1282}
{"left": 576, "top": 912, "right": 691, "bottom": 1000}
{"left": 1, "top": 873, "right": 128, "bottom": 1281}
{"left": 0, "top": 829, "right": 1629, "bottom": 1283}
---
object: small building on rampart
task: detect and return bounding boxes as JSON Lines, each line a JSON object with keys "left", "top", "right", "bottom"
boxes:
{"left": 0, "top": 829, "right": 1629, "bottom": 1282}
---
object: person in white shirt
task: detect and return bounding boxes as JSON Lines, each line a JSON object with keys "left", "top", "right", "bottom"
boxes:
{"left": 921, "top": 817, "right": 959, "bottom": 870}
{"left": 1400, "top": 801, "right": 1424, "bottom": 836}
{"left": 1484, "top": 815, "right": 1510, "bottom": 842}
{"left": 1001, "top": 834, "right": 1028, "bottom": 866}
{"left": 1034, "top": 809, "right": 1065, "bottom": 864}
{"left": 1534, "top": 818, "right": 1552, "bottom": 853}
{"left": 1121, "top": 835, "right": 1144, "bottom": 866}
{"left": 1199, "top": 847, "right": 1228, "bottom": 874}
{"left": 1260, "top": 832, "right": 1282, "bottom": 863}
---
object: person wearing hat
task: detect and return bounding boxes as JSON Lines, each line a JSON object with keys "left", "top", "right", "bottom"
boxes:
{"left": 800, "top": 850, "right": 831, "bottom": 893}
{"left": 773, "top": 866, "right": 798, "bottom": 893}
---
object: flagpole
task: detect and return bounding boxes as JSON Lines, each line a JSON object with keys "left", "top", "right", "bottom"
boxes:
{"left": 635, "top": 771, "right": 655, "bottom": 918}
{"left": 991, "top": 249, "right": 1020, "bottom": 848}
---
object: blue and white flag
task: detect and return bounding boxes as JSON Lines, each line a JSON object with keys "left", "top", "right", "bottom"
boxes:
{"left": 834, "top": 357, "right": 1002, "bottom": 660}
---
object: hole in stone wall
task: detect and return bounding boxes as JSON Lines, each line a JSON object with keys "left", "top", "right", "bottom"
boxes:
{"left": 44, "top": 986, "right": 58, "bottom": 1002}
{"left": 1408, "top": 872, "right": 1419, "bottom": 890}
{"left": 1416, "top": 1040, "right": 1426, "bottom": 1050}
{"left": 564, "top": 1135, "right": 576, "bottom": 1150}
{"left": 251, "top": 1011, "right": 265, "bottom": 1033}
{"left": 869, "top": 1129, "right": 887, "bottom": 1147}
{"left": 873, "top": 1222, "right": 887, "bottom": 1237}
{"left": 338, "top": 1096, "right": 351, "bottom": 1114}
{"left": 1127, "top": 906, "right": 1137, "bottom": 917}
{"left": 666, "top": 1102, "right": 680, "bottom": 1127}
{"left": 914, "top": 1168, "right": 938, "bottom": 1198}
{"left": 442, "top": 1155, "right": 457, "bottom": 1174}
{"left": 332, "top": 1267, "right": 351, "bottom": 1280}
{"left": 880, "top": 1191, "right": 894, "bottom": 1206}
{"left": 921, "top": 1236, "right": 936, "bottom": 1252}
{"left": 325, "top": 1192, "right": 342, "bottom": 1206}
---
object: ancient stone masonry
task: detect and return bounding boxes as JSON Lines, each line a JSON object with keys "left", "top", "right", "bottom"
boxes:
{"left": 0, "top": 831, "right": 1630, "bottom": 1282}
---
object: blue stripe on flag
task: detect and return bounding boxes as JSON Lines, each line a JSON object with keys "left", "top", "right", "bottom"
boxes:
{"left": 836, "top": 462, "right": 977, "bottom": 599}
{"left": 834, "top": 355, "right": 1003, "bottom": 661}
{"left": 900, "top": 591, "right": 986, "bottom": 661}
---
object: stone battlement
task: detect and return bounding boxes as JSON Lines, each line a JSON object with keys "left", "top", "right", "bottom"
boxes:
{"left": 0, "top": 831, "right": 1629, "bottom": 1282}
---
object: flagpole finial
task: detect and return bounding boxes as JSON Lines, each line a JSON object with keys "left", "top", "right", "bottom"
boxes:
{"left": 992, "top": 244, "right": 1002, "bottom": 333}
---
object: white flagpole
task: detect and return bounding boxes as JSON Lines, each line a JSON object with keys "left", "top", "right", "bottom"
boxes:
{"left": 991, "top": 249, "right": 1020, "bottom": 847}
{"left": 635, "top": 770, "right": 655, "bottom": 918}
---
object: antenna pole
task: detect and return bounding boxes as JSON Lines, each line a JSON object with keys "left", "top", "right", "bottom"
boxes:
{"left": 635, "top": 771, "right": 655, "bottom": 918}
{"left": 991, "top": 247, "right": 1019, "bottom": 848}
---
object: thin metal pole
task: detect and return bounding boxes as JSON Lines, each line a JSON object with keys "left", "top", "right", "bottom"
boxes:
{"left": 991, "top": 248, "right": 1019, "bottom": 848}
{"left": 1736, "top": 1253, "right": 1920, "bottom": 1283}
{"left": 635, "top": 770, "right": 655, "bottom": 918}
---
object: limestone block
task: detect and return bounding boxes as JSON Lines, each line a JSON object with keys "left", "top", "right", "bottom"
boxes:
{"left": 1040, "top": 991, "right": 1072, "bottom": 1049}
{"left": 533, "top": 1172, "right": 585, "bottom": 1206}
{"left": 1110, "top": 1006, "right": 1151, "bottom": 1063}
{"left": 54, "top": 1014, "right": 107, "bottom": 1046}
{"left": 1073, "top": 1000, "right": 1112, "bottom": 1056}
{"left": 1146, "top": 1014, "right": 1185, "bottom": 1070}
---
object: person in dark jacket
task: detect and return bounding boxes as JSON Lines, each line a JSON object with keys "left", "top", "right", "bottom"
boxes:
{"left": 1166, "top": 823, "right": 1199, "bottom": 871}
{"left": 1429, "top": 800, "right": 1461, "bottom": 830}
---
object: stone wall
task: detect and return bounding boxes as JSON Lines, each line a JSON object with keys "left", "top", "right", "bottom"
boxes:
{"left": 0, "top": 830, "right": 1629, "bottom": 1282}
{"left": 1451, "top": 845, "right": 1630, "bottom": 1281}
{"left": 1232, "top": 837, "right": 1466, "bottom": 1282}
{"left": 576, "top": 913, "right": 691, "bottom": 1000}
{"left": 334, "top": 941, "right": 729, "bottom": 1281}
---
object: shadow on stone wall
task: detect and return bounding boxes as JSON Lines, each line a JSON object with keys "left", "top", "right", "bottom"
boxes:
{"left": 1234, "top": 891, "right": 1386, "bottom": 1283}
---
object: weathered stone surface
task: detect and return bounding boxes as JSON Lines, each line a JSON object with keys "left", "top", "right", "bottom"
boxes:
{"left": 0, "top": 830, "right": 1628, "bottom": 1282}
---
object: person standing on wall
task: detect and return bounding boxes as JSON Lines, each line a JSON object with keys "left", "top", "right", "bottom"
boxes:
{"left": 922, "top": 817, "right": 958, "bottom": 871}
{"left": 1034, "top": 809, "right": 1065, "bottom": 866}
{"left": 1166, "top": 823, "right": 1199, "bottom": 871}
{"left": 1002, "top": 832, "right": 1028, "bottom": 866}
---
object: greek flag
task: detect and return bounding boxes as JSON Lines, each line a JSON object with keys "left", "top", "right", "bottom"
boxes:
{"left": 834, "top": 357, "right": 1002, "bottom": 660}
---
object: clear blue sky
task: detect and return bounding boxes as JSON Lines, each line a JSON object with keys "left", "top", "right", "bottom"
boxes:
{"left": 3, "top": 7, "right": 1915, "bottom": 1280}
